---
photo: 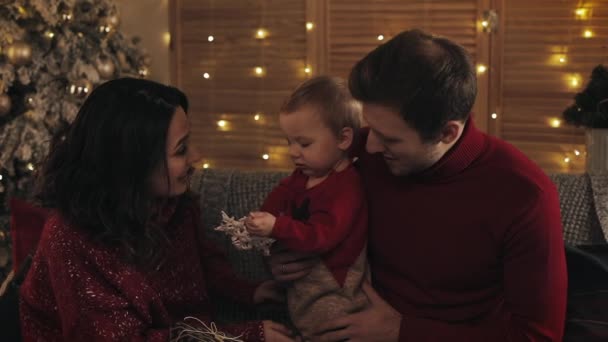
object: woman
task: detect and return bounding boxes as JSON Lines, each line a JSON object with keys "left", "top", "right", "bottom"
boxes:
{"left": 19, "top": 78, "right": 294, "bottom": 341}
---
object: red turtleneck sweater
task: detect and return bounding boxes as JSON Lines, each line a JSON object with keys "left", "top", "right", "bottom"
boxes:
{"left": 356, "top": 121, "right": 567, "bottom": 341}
{"left": 19, "top": 203, "right": 264, "bottom": 341}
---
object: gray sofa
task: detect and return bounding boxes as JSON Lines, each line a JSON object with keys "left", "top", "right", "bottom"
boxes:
{"left": 189, "top": 169, "right": 608, "bottom": 325}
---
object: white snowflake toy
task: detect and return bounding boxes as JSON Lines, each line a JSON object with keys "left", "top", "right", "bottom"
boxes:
{"left": 214, "top": 211, "right": 275, "bottom": 256}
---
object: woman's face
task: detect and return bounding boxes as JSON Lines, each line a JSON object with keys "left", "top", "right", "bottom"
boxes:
{"left": 150, "top": 107, "right": 201, "bottom": 197}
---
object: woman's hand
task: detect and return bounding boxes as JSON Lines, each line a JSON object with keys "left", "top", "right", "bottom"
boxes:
{"left": 253, "top": 280, "right": 285, "bottom": 304}
{"left": 263, "top": 320, "right": 298, "bottom": 342}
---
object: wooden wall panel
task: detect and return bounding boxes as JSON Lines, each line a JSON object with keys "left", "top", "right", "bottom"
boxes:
{"left": 495, "top": 0, "right": 608, "bottom": 173}
{"left": 171, "top": 0, "right": 307, "bottom": 170}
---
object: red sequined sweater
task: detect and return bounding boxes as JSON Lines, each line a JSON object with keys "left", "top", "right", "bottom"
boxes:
{"left": 19, "top": 203, "right": 264, "bottom": 341}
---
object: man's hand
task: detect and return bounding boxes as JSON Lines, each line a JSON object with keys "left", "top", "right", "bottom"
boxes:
{"left": 267, "top": 243, "right": 319, "bottom": 282}
{"left": 262, "top": 320, "right": 298, "bottom": 342}
{"left": 253, "top": 280, "right": 285, "bottom": 304}
{"left": 313, "top": 282, "right": 402, "bottom": 342}
{"left": 245, "top": 211, "right": 276, "bottom": 237}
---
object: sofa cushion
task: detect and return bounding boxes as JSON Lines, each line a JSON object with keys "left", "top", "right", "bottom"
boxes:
{"left": 190, "top": 169, "right": 290, "bottom": 325}
{"left": 549, "top": 174, "right": 606, "bottom": 246}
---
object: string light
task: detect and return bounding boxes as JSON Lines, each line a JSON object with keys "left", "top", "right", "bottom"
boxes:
{"left": 574, "top": 149, "right": 581, "bottom": 156}
{"left": 377, "top": 34, "right": 385, "bottom": 41}
{"left": 256, "top": 29, "right": 268, "bottom": 39}
{"left": 575, "top": 8, "right": 589, "bottom": 20}
{"left": 564, "top": 157, "right": 571, "bottom": 163}
{"left": 203, "top": 163, "right": 210, "bottom": 169}
{"left": 569, "top": 75, "right": 581, "bottom": 88}
{"left": 262, "top": 154, "right": 270, "bottom": 160}
{"left": 203, "top": 72, "right": 210, "bottom": 79}
{"left": 217, "top": 120, "right": 227, "bottom": 128}
{"left": 163, "top": 32, "right": 171, "bottom": 46}
{"left": 477, "top": 64, "right": 487, "bottom": 74}
{"left": 583, "top": 29, "right": 593, "bottom": 38}
{"left": 304, "top": 66, "right": 312, "bottom": 74}
{"left": 491, "top": 113, "right": 498, "bottom": 119}
{"left": 208, "top": 35, "right": 214, "bottom": 42}
{"left": 45, "top": 30, "right": 55, "bottom": 39}
{"left": 254, "top": 113, "right": 261, "bottom": 121}
{"left": 26, "top": 163, "right": 34, "bottom": 171}
{"left": 549, "top": 118, "right": 561, "bottom": 128}
{"left": 0, "top": 174, "right": 3, "bottom": 181}
{"left": 559, "top": 56, "right": 567, "bottom": 64}
{"left": 254, "top": 66, "right": 265, "bottom": 77}
{"left": 306, "top": 22, "right": 314, "bottom": 31}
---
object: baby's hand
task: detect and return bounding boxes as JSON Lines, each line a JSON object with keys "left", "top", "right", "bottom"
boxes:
{"left": 245, "top": 211, "right": 276, "bottom": 237}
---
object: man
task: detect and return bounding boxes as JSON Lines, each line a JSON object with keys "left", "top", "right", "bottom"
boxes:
{"left": 270, "top": 29, "right": 567, "bottom": 341}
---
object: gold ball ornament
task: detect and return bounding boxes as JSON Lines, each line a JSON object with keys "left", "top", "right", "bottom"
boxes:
{"left": 7, "top": 41, "right": 33, "bottom": 66}
{"left": 68, "top": 79, "right": 94, "bottom": 99}
{"left": 138, "top": 66, "right": 150, "bottom": 78}
{"left": 95, "top": 56, "right": 116, "bottom": 78}
{"left": 106, "top": 14, "right": 121, "bottom": 29}
{"left": 0, "top": 93, "right": 11, "bottom": 117}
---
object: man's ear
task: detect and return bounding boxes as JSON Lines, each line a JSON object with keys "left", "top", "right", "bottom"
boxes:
{"left": 337, "top": 127, "right": 354, "bottom": 151}
{"left": 438, "top": 121, "right": 464, "bottom": 145}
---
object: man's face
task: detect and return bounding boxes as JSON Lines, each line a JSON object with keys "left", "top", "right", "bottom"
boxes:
{"left": 363, "top": 103, "right": 444, "bottom": 176}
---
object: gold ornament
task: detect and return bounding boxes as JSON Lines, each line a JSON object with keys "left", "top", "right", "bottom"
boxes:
{"left": 138, "top": 66, "right": 150, "bottom": 78}
{"left": 0, "top": 93, "right": 11, "bottom": 117}
{"left": 106, "top": 14, "right": 120, "bottom": 29}
{"left": 7, "top": 41, "right": 33, "bottom": 66}
{"left": 95, "top": 56, "right": 116, "bottom": 78}
{"left": 68, "top": 79, "right": 94, "bottom": 99}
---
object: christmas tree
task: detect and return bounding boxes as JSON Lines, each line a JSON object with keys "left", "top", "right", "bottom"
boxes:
{"left": 0, "top": 0, "right": 150, "bottom": 278}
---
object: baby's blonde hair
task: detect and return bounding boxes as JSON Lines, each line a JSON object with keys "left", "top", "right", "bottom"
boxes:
{"left": 280, "top": 76, "right": 362, "bottom": 137}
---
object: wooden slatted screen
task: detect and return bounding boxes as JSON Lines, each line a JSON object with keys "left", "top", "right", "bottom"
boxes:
{"left": 327, "top": 0, "right": 489, "bottom": 130}
{"left": 171, "top": 0, "right": 307, "bottom": 170}
{"left": 492, "top": 0, "right": 608, "bottom": 174}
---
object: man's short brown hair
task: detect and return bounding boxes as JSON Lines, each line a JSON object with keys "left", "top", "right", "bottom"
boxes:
{"left": 280, "top": 76, "right": 361, "bottom": 136}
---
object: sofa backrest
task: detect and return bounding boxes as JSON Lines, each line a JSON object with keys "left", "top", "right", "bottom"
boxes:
{"left": 189, "top": 169, "right": 607, "bottom": 325}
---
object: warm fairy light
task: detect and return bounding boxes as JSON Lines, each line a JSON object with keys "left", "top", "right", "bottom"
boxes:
{"left": 254, "top": 66, "right": 265, "bottom": 76}
{"left": 306, "top": 22, "right": 314, "bottom": 31}
{"left": 163, "top": 32, "right": 171, "bottom": 46}
{"left": 477, "top": 64, "right": 487, "bottom": 74}
{"left": 570, "top": 76, "right": 581, "bottom": 88}
{"left": 559, "top": 56, "right": 567, "bottom": 64}
{"left": 377, "top": 34, "right": 385, "bottom": 41}
{"left": 45, "top": 30, "right": 55, "bottom": 39}
{"left": 217, "top": 120, "right": 227, "bottom": 127}
{"left": 304, "top": 66, "right": 312, "bottom": 74}
{"left": 491, "top": 113, "right": 497, "bottom": 119}
{"left": 583, "top": 29, "right": 593, "bottom": 38}
{"left": 481, "top": 20, "right": 489, "bottom": 28}
{"left": 575, "top": 8, "right": 589, "bottom": 19}
{"left": 256, "top": 29, "right": 268, "bottom": 39}
{"left": 254, "top": 113, "right": 261, "bottom": 121}
{"left": 26, "top": 163, "right": 34, "bottom": 171}
{"left": 262, "top": 154, "right": 270, "bottom": 160}
{"left": 549, "top": 118, "right": 561, "bottom": 128}
{"left": 203, "top": 163, "right": 210, "bottom": 169}
{"left": 203, "top": 72, "right": 210, "bottom": 79}
{"left": 0, "top": 174, "right": 3, "bottom": 181}
{"left": 564, "top": 157, "right": 571, "bottom": 163}
{"left": 574, "top": 149, "right": 581, "bottom": 156}
{"left": 208, "top": 35, "right": 214, "bottom": 42}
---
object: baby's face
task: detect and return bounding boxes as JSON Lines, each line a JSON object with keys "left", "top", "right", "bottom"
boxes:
{"left": 279, "top": 106, "right": 349, "bottom": 179}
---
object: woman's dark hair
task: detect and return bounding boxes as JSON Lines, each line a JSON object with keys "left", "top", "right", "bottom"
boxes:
{"left": 37, "top": 77, "right": 189, "bottom": 268}
{"left": 349, "top": 29, "right": 477, "bottom": 142}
